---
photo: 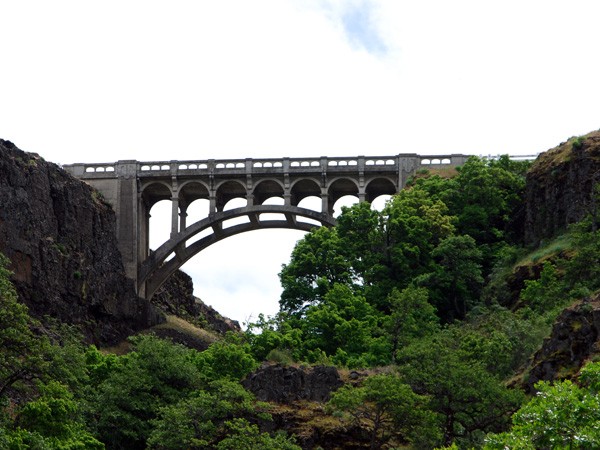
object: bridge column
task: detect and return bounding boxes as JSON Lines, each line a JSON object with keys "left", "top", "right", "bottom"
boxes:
{"left": 179, "top": 206, "right": 188, "bottom": 231}
{"left": 170, "top": 197, "right": 179, "bottom": 236}
{"left": 114, "top": 161, "right": 140, "bottom": 282}
{"left": 138, "top": 197, "right": 150, "bottom": 263}
{"left": 321, "top": 191, "right": 334, "bottom": 215}
{"left": 397, "top": 155, "right": 404, "bottom": 190}
{"left": 209, "top": 193, "right": 217, "bottom": 215}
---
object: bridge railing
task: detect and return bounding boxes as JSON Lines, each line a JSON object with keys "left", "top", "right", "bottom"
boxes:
{"left": 65, "top": 154, "right": 475, "bottom": 177}
{"left": 63, "top": 153, "right": 541, "bottom": 178}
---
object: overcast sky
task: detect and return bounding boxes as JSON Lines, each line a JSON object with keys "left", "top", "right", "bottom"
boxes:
{"left": 2, "top": 1, "right": 600, "bottom": 324}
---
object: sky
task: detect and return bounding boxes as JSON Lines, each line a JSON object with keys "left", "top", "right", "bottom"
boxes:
{"left": 2, "top": 1, "right": 600, "bottom": 325}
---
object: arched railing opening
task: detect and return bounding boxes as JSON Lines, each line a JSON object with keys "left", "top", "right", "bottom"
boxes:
{"left": 149, "top": 200, "right": 171, "bottom": 251}
{"left": 333, "top": 195, "right": 359, "bottom": 217}
{"left": 184, "top": 199, "right": 211, "bottom": 246}
{"left": 370, "top": 194, "right": 392, "bottom": 211}
{"left": 296, "top": 196, "right": 322, "bottom": 225}
{"left": 186, "top": 198, "right": 210, "bottom": 225}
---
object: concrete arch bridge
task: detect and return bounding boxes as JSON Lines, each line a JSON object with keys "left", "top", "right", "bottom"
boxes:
{"left": 64, "top": 154, "right": 469, "bottom": 299}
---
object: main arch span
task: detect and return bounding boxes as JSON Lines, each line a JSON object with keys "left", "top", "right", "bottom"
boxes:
{"left": 64, "top": 153, "right": 469, "bottom": 299}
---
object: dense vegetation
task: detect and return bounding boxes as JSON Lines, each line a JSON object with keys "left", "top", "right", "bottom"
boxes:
{"left": 2, "top": 155, "right": 600, "bottom": 448}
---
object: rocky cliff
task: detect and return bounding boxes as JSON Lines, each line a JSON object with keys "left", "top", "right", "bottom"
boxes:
{"left": 524, "top": 295, "right": 600, "bottom": 392}
{"left": 525, "top": 130, "right": 600, "bottom": 244}
{"left": 0, "top": 140, "right": 163, "bottom": 345}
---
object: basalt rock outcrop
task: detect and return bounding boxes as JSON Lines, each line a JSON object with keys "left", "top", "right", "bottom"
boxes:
{"left": 525, "top": 131, "right": 600, "bottom": 245}
{"left": 243, "top": 365, "right": 372, "bottom": 449}
{"left": 0, "top": 140, "right": 163, "bottom": 345}
{"left": 242, "top": 364, "right": 343, "bottom": 403}
{"left": 153, "top": 269, "right": 240, "bottom": 334}
{"left": 524, "top": 295, "right": 600, "bottom": 392}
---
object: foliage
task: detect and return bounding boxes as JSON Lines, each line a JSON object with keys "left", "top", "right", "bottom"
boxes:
{"left": 565, "top": 217, "right": 600, "bottom": 292}
{"left": 0, "top": 254, "right": 49, "bottom": 397}
{"left": 485, "top": 362, "right": 600, "bottom": 449}
{"left": 383, "top": 186, "right": 456, "bottom": 291}
{"left": 419, "top": 234, "right": 484, "bottom": 320}
{"left": 252, "top": 285, "right": 390, "bottom": 368}
{"left": 147, "top": 379, "right": 287, "bottom": 449}
{"left": 335, "top": 201, "right": 386, "bottom": 287}
{"left": 245, "top": 313, "right": 303, "bottom": 362}
{"left": 520, "top": 260, "right": 565, "bottom": 313}
{"left": 397, "top": 336, "right": 524, "bottom": 447}
{"left": 279, "top": 226, "right": 353, "bottom": 315}
{"left": 328, "top": 373, "right": 440, "bottom": 449}
{"left": 446, "top": 155, "right": 528, "bottom": 253}
{"left": 385, "top": 286, "right": 439, "bottom": 361}
{"left": 447, "top": 306, "right": 548, "bottom": 378}
{"left": 15, "top": 381, "right": 104, "bottom": 449}
{"left": 302, "top": 284, "right": 386, "bottom": 367}
{"left": 193, "top": 333, "right": 258, "bottom": 381}
{"left": 215, "top": 418, "right": 301, "bottom": 450}
{"left": 92, "top": 335, "right": 205, "bottom": 449}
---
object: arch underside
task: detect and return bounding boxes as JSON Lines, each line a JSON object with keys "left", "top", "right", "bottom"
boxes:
{"left": 139, "top": 205, "right": 336, "bottom": 299}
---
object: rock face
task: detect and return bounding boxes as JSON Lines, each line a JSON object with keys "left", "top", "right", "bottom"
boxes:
{"left": 524, "top": 296, "right": 600, "bottom": 392}
{"left": 525, "top": 131, "right": 600, "bottom": 244}
{"left": 153, "top": 269, "right": 240, "bottom": 334}
{"left": 242, "top": 364, "right": 343, "bottom": 403}
{"left": 0, "top": 140, "right": 163, "bottom": 345}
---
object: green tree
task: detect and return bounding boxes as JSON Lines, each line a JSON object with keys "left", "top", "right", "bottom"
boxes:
{"left": 328, "top": 373, "right": 440, "bottom": 449}
{"left": 420, "top": 235, "right": 484, "bottom": 321}
{"left": 147, "top": 379, "right": 292, "bottom": 449}
{"left": 485, "top": 362, "right": 600, "bottom": 449}
{"left": 446, "top": 306, "right": 547, "bottom": 379}
{"left": 385, "top": 286, "right": 439, "bottom": 361}
{"left": 303, "top": 285, "right": 375, "bottom": 352}
{"left": 245, "top": 313, "right": 303, "bottom": 363}
{"left": 520, "top": 260, "right": 565, "bottom": 313}
{"left": 383, "top": 186, "right": 455, "bottom": 291}
{"left": 565, "top": 217, "right": 600, "bottom": 293}
{"left": 301, "top": 284, "right": 388, "bottom": 367}
{"left": 336, "top": 202, "right": 386, "bottom": 288}
{"left": 444, "top": 156, "right": 528, "bottom": 268}
{"left": 398, "top": 337, "right": 524, "bottom": 447}
{"left": 92, "top": 335, "right": 204, "bottom": 449}
{"left": 452, "top": 156, "right": 526, "bottom": 243}
{"left": 16, "top": 380, "right": 104, "bottom": 449}
{"left": 193, "top": 334, "right": 258, "bottom": 381}
{"left": 279, "top": 226, "right": 353, "bottom": 315}
{"left": 216, "top": 418, "right": 300, "bottom": 450}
